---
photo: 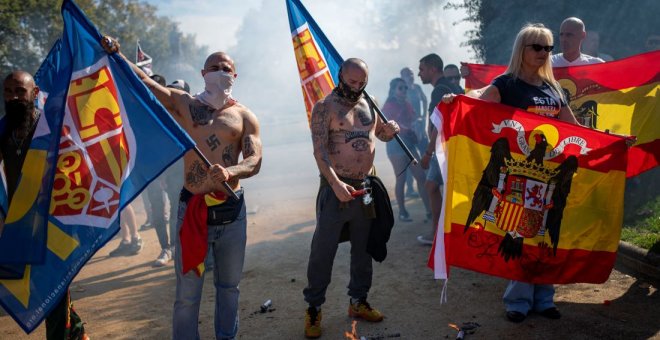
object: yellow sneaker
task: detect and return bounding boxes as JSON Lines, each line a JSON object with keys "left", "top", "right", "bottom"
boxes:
{"left": 304, "top": 306, "right": 322, "bottom": 339}
{"left": 348, "top": 299, "right": 384, "bottom": 322}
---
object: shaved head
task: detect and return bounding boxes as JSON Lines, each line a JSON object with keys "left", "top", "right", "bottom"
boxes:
{"left": 202, "top": 52, "right": 236, "bottom": 75}
{"left": 561, "top": 17, "right": 586, "bottom": 32}
{"left": 559, "top": 17, "right": 587, "bottom": 58}
{"left": 3, "top": 70, "right": 40, "bottom": 138}
{"left": 339, "top": 58, "right": 369, "bottom": 92}
{"left": 4, "top": 71, "right": 35, "bottom": 88}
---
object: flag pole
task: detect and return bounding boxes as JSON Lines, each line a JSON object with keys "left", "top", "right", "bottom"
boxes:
{"left": 192, "top": 145, "right": 240, "bottom": 201}
{"left": 364, "top": 90, "right": 418, "bottom": 165}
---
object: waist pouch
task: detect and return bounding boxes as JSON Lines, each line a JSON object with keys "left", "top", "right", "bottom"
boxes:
{"left": 207, "top": 189, "right": 244, "bottom": 225}
{"left": 181, "top": 188, "right": 245, "bottom": 225}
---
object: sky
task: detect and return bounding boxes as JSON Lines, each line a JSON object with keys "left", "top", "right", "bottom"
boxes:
{"left": 143, "top": 0, "right": 478, "bottom": 144}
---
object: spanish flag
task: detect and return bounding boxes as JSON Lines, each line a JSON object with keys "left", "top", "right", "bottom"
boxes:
{"left": 179, "top": 192, "right": 228, "bottom": 276}
{"left": 462, "top": 50, "right": 659, "bottom": 177}
{"left": 429, "top": 96, "right": 628, "bottom": 284}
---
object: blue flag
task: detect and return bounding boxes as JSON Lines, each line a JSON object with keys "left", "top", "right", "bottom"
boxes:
{"left": 0, "top": 39, "right": 65, "bottom": 268}
{"left": 0, "top": 0, "right": 195, "bottom": 333}
{"left": 286, "top": 0, "right": 344, "bottom": 121}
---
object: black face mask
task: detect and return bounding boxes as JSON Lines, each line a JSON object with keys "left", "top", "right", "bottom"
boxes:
{"left": 4, "top": 99, "right": 34, "bottom": 132}
{"left": 335, "top": 76, "right": 366, "bottom": 102}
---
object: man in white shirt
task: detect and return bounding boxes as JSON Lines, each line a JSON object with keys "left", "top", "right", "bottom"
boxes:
{"left": 551, "top": 17, "right": 605, "bottom": 67}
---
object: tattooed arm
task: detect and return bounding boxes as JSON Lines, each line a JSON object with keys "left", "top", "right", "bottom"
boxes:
{"left": 374, "top": 113, "right": 400, "bottom": 142}
{"left": 311, "top": 99, "right": 354, "bottom": 202}
{"left": 225, "top": 109, "right": 262, "bottom": 181}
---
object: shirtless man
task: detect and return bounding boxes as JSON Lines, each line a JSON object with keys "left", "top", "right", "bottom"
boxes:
{"left": 303, "top": 58, "right": 399, "bottom": 339}
{"left": 102, "top": 37, "right": 262, "bottom": 340}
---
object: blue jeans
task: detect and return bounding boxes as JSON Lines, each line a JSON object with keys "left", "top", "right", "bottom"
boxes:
{"left": 503, "top": 280, "right": 555, "bottom": 314}
{"left": 172, "top": 195, "right": 247, "bottom": 340}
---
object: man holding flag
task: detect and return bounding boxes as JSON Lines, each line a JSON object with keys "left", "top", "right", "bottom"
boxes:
{"left": 102, "top": 38, "right": 262, "bottom": 340}
{"left": 2, "top": 71, "right": 87, "bottom": 339}
{"left": 303, "top": 58, "right": 400, "bottom": 339}
{"left": 0, "top": 0, "right": 196, "bottom": 335}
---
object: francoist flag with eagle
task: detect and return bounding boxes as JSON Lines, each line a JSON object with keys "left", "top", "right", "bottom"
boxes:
{"left": 429, "top": 95, "right": 628, "bottom": 285}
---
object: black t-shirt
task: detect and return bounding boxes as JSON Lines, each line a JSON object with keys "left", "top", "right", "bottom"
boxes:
{"left": 429, "top": 77, "right": 460, "bottom": 115}
{"left": 1, "top": 125, "right": 37, "bottom": 202}
{"left": 492, "top": 74, "right": 566, "bottom": 118}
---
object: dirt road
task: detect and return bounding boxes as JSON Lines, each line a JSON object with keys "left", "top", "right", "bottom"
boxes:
{"left": 1, "top": 140, "right": 658, "bottom": 339}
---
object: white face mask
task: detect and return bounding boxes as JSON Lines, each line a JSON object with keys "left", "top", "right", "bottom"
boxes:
{"left": 198, "top": 70, "right": 235, "bottom": 109}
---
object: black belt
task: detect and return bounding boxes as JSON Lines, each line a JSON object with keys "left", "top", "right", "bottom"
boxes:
{"left": 179, "top": 187, "right": 244, "bottom": 203}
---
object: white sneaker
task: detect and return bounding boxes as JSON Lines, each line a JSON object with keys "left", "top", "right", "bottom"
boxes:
{"left": 416, "top": 235, "right": 434, "bottom": 246}
{"left": 153, "top": 248, "right": 172, "bottom": 267}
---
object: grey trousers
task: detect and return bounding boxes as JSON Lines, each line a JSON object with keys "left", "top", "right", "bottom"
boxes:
{"left": 303, "top": 185, "right": 374, "bottom": 307}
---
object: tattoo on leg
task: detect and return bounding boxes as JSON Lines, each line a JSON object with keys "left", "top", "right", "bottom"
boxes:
{"left": 206, "top": 134, "right": 221, "bottom": 151}
{"left": 222, "top": 144, "right": 235, "bottom": 166}
{"left": 189, "top": 102, "right": 215, "bottom": 125}
{"left": 186, "top": 160, "right": 207, "bottom": 188}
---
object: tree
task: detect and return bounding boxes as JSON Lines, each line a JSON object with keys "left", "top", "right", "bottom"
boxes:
{"left": 0, "top": 0, "right": 207, "bottom": 114}
{"left": 449, "top": 0, "right": 659, "bottom": 63}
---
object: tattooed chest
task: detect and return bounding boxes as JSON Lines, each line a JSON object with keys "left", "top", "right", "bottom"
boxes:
{"left": 329, "top": 129, "right": 373, "bottom": 153}
{"left": 335, "top": 107, "right": 374, "bottom": 129}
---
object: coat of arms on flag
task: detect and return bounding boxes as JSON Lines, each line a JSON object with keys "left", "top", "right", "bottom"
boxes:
{"left": 430, "top": 96, "right": 629, "bottom": 285}
{"left": 465, "top": 134, "right": 578, "bottom": 263}
{"left": 0, "top": 0, "right": 194, "bottom": 333}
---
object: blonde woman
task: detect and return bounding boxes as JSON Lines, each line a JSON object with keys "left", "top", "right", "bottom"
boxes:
{"left": 443, "top": 23, "right": 579, "bottom": 323}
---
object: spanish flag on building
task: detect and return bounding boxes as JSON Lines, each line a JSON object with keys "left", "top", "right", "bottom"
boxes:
{"left": 462, "top": 51, "right": 659, "bottom": 177}
{"left": 429, "top": 96, "right": 628, "bottom": 284}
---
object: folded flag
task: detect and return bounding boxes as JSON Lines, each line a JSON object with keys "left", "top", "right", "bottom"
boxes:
{"left": 180, "top": 192, "right": 228, "bottom": 276}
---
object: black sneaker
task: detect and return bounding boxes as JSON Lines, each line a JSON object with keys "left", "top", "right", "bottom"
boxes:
{"left": 109, "top": 241, "right": 132, "bottom": 257}
{"left": 506, "top": 311, "right": 526, "bottom": 323}
{"left": 539, "top": 307, "right": 561, "bottom": 319}
{"left": 129, "top": 237, "right": 143, "bottom": 255}
{"left": 139, "top": 222, "right": 153, "bottom": 231}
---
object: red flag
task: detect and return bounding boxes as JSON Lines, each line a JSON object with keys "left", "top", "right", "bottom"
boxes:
{"left": 462, "top": 51, "right": 660, "bottom": 177}
{"left": 429, "top": 96, "right": 628, "bottom": 284}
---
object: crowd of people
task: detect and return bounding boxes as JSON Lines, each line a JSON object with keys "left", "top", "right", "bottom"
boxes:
{"left": 0, "top": 13, "right": 656, "bottom": 340}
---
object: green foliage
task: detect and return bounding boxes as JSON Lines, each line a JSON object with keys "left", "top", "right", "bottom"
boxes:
{"left": 448, "top": 0, "right": 659, "bottom": 63}
{"left": 622, "top": 194, "right": 660, "bottom": 252}
{"left": 0, "top": 0, "right": 207, "bottom": 107}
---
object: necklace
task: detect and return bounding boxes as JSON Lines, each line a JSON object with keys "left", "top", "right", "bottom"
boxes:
{"left": 10, "top": 131, "right": 27, "bottom": 156}
{"left": 9, "top": 111, "right": 40, "bottom": 156}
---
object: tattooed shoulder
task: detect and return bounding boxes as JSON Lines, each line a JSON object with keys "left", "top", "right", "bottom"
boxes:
{"left": 189, "top": 101, "right": 215, "bottom": 125}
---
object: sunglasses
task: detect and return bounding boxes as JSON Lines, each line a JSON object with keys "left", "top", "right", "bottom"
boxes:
{"left": 397, "top": 85, "right": 408, "bottom": 91}
{"left": 527, "top": 44, "right": 554, "bottom": 52}
{"left": 446, "top": 76, "right": 461, "bottom": 81}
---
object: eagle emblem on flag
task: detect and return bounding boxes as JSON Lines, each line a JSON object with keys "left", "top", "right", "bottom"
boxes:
{"left": 465, "top": 133, "right": 578, "bottom": 262}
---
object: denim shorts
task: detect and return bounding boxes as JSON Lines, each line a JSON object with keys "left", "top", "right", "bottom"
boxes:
{"left": 426, "top": 154, "right": 443, "bottom": 185}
